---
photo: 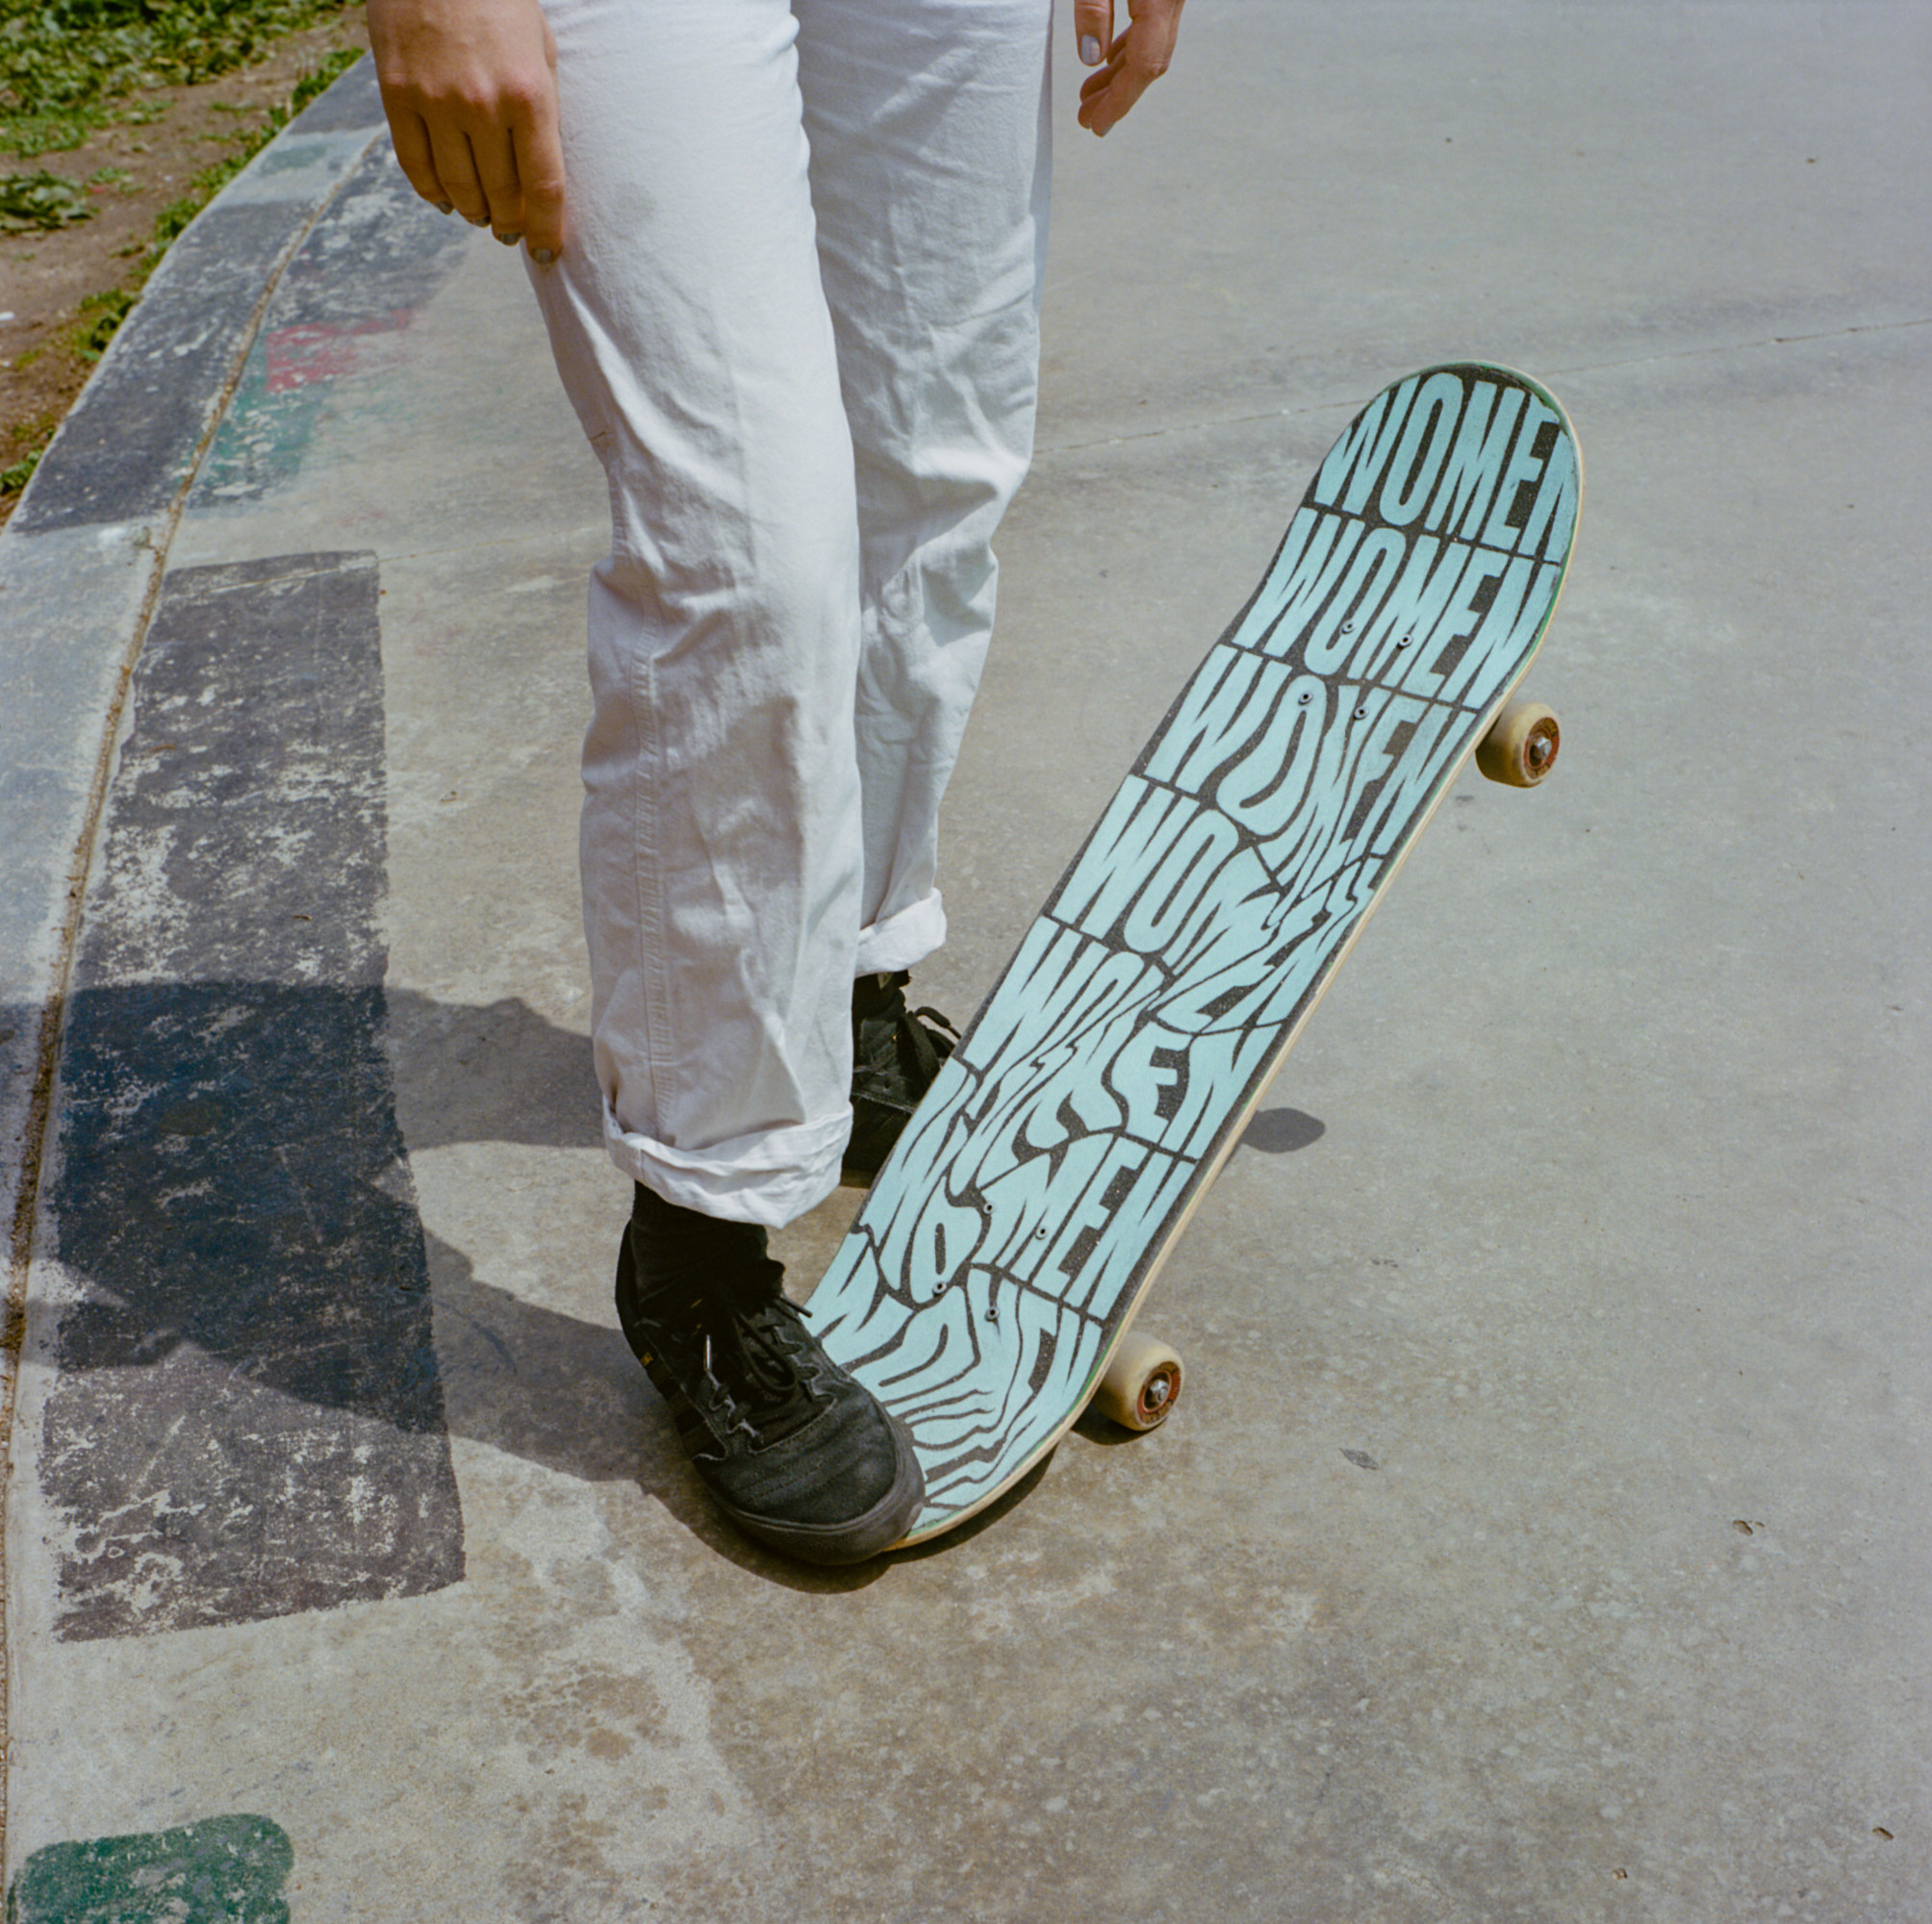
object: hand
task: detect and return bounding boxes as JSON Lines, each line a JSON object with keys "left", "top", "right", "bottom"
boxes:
{"left": 367, "top": 0, "right": 567, "bottom": 258}
{"left": 1074, "top": 0, "right": 1185, "bottom": 138}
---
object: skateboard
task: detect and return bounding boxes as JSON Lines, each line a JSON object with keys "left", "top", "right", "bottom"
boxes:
{"left": 814, "top": 363, "right": 1581, "bottom": 1548}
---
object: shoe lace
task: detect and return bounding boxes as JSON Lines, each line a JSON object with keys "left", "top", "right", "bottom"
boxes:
{"left": 699, "top": 1294, "right": 829, "bottom": 1447}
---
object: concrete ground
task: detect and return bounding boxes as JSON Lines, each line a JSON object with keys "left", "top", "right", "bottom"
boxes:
{"left": 3, "top": 4, "right": 1928, "bottom": 1918}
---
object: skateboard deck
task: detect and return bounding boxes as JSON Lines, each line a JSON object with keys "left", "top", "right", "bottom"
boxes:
{"left": 814, "top": 363, "right": 1581, "bottom": 1548}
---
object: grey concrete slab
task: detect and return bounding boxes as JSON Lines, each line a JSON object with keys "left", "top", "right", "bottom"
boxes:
{"left": 5, "top": 8, "right": 1929, "bottom": 1921}
{"left": 1039, "top": 0, "right": 1932, "bottom": 440}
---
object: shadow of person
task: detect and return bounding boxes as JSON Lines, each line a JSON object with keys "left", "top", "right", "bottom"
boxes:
{"left": 379, "top": 986, "right": 603, "bottom": 1151}
{"left": 38, "top": 977, "right": 878, "bottom": 1628}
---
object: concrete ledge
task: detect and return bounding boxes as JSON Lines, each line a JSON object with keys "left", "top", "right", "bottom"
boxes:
{"left": 0, "top": 60, "right": 387, "bottom": 1256}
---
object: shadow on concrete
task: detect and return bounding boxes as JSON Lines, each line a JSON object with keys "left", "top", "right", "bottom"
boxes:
{"left": 23, "top": 980, "right": 927, "bottom": 1622}
{"left": 380, "top": 986, "right": 603, "bottom": 1152}
{"left": 1239, "top": 1106, "right": 1326, "bottom": 1154}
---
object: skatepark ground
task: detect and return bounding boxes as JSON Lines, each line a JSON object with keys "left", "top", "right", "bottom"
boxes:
{"left": 2, "top": 4, "right": 1927, "bottom": 1917}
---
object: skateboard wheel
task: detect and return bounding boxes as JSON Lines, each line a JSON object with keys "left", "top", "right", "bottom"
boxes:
{"left": 1092, "top": 1331, "right": 1183, "bottom": 1432}
{"left": 1476, "top": 699, "right": 1561, "bottom": 788}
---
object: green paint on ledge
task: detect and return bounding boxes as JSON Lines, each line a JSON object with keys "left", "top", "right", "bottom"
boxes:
{"left": 7, "top": 1815, "right": 292, "bottom": 1923}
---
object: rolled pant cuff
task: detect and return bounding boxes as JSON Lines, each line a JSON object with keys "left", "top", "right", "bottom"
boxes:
{"left": 855, "top": 890, "right": 947, "bottom": 977}
{"left": 605, "top": 1102, "right": 852, "bottom": 1229}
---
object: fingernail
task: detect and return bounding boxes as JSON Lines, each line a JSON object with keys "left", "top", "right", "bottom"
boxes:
{"left": 530, "top": 246, "right": 557, "bottom": 266}
{"left": 434, "top": 199, "right": 455, "bottom": 215}
{"left": 1080, "top": 32, "right": 1101, "bottom": 63}
{"left": 496, "top": 230, "right": 522, "bottom": 247}
{"left": 464, "top": 213, "right": 490, "bottom": 227}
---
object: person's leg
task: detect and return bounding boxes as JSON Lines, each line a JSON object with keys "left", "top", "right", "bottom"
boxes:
{"left": 527, "top": 0, "right": 918, "bottom": 1560}
{"left": 530, "top": 0, "right": 862, "bottom": 1231}
{"left": 792, "top": 0, "right": 1054, "bottom": 1183}
{"left": 795, "top": 0, "right": 1055, "bottom": 971}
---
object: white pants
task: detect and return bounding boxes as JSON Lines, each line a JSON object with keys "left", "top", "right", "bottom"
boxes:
{"left": 528, "top": 0, "right": 1053, "bottom": 1226}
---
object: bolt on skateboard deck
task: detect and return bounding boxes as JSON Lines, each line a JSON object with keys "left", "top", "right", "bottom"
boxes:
{"left": 814, "top": 363, "right": 1582, "bottom": 1549}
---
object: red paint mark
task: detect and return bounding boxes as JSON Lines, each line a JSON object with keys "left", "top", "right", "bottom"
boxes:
{"left": 264, "top": 311, "right": 412, "bottom": 394}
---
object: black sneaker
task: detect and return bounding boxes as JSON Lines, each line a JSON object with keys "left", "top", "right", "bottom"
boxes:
{"left": 842, "top": 970, "right": 960, "bottom": 1185}
{"left": 614, "top": 1186, "right": 924, "bottom": 1564}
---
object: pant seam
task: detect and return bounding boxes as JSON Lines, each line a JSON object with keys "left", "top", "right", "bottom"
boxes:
{"left": 631, "top": 616, "right": 674, "bottom": 1132}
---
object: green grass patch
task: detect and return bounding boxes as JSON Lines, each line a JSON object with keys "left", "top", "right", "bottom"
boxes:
{"left": 0, "top": 404, "right": 60, "bottom": 492}
{"left": 0, "top": 165, "right": 94, "bottom": 229}
{"left": 1, "top": 0, "right": 352, "bottom": 156}
{"left": 1, "top": 443, "right": 43, "bottom": 491}
{"left": 0, "top": 159, "right": 139, "bottom": 230}
{"left": 73, "top": 285, "right": 136, "bottom": 360}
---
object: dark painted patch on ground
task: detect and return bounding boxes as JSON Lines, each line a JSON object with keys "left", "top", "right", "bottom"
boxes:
{"left": 40, "top": 552, "right": 463, "bottom": 1641}
{"left": 195, "top": 140, "right": 471, "bottom": 505}
{"left": 8, "top": 1814, "right": 292, "bottom": 1923}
